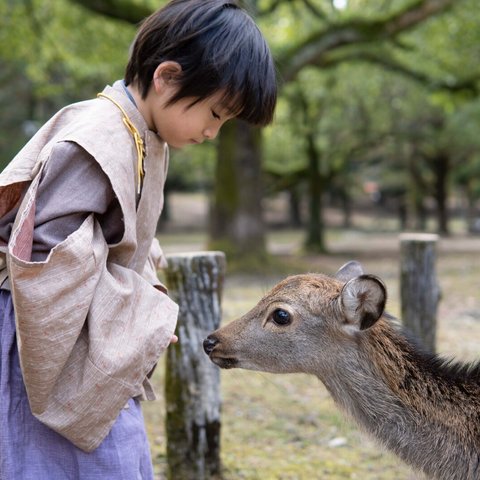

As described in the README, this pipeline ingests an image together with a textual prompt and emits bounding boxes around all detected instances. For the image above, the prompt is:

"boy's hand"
[170,335,178,345]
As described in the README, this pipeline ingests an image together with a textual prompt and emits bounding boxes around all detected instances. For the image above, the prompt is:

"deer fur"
[203,261,480,480]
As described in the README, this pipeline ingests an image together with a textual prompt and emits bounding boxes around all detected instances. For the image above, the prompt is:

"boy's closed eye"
[211,109,221,120]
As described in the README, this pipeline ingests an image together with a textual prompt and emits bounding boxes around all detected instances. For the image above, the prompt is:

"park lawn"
[143,228,480,479]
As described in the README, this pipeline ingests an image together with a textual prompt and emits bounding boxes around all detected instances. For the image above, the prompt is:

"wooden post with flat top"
[400,233,441,353]
[163,251,226,480]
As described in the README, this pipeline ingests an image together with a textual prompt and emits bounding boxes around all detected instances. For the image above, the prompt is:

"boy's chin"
[169,141,198,150]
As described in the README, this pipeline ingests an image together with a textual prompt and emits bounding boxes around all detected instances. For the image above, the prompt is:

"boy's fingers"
[170,334,179,344]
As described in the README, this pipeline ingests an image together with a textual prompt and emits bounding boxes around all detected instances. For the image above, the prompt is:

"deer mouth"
[209,355,239,369]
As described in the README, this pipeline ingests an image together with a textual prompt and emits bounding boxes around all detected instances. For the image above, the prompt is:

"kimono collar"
[97,94,143,193]
[96,81,156,194]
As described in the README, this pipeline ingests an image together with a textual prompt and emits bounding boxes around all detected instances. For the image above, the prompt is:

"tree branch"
[279,0,459,81]
[302,0,328,20]
[384,0,454,35]
[257,0,285,16]
[69,0,153,24]
[315,49,480,95]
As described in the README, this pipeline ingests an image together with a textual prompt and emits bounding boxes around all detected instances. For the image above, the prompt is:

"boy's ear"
[152,61,182,91]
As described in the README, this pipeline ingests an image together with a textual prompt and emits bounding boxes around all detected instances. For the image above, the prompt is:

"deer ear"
[339,275,386,331]
[334,261,364,283]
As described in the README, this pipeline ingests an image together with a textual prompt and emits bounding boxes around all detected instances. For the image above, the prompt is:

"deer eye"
[272,308,291,326]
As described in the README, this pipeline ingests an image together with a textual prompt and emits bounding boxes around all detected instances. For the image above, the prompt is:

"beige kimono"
[0,82,179,452]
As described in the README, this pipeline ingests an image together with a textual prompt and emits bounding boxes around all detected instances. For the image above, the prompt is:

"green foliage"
[259,0,480,235]
[0,0,136,167]
[0,0,133,98]
[2,0,480,234]
[447,99,480,197]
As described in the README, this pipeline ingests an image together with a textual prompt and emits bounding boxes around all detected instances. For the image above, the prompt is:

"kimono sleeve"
[142,237,169,293]
[6,159,178,452]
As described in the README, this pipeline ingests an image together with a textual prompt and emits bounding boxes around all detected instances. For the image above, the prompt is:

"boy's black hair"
[125,0,277,126]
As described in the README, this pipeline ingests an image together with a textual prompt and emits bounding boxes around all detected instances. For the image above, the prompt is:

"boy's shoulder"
[52,82,149,157]
[59,96,133,139]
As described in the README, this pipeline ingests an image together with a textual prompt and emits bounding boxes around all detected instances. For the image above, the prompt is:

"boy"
[0,0,276,478]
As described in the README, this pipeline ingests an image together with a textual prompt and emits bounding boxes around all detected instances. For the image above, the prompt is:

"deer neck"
[318,318,480,480]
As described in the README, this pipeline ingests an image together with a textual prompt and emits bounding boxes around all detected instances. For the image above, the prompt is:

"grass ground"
[143,202,480,480]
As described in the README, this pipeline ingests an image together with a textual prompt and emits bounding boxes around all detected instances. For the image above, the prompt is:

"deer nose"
[203,335,219,355]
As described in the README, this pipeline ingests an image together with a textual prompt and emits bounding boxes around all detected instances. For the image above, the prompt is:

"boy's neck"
[124,82,154,132]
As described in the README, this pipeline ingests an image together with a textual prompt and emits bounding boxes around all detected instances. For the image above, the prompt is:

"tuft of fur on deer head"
[203,261,480,480]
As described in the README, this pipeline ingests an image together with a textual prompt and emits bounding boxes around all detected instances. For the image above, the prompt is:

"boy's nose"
[203,126,220,140]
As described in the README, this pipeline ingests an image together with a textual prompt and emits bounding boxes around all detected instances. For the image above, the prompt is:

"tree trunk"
[209,120,266,261]
[398,196,408,230]
[209,0,266,263]
[432,152,450,235]
[464,181,480,233]
[164,252,226,480]
[288,186,303,228]
[339,187,353,229]
[304,133,327,252]
[407,153,428,231]
[399,233,441,353]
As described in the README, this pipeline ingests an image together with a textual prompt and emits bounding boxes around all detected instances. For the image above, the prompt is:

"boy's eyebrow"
[216,94,242,118]
[215,102,234,115]
[186,94,241,118]
[219,105,239,120]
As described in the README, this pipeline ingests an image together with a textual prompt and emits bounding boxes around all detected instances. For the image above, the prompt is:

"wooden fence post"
[163,251,226,480]
[399,233,441,353]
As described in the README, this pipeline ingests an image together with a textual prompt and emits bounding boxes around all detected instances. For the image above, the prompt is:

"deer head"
[203,261,387,377]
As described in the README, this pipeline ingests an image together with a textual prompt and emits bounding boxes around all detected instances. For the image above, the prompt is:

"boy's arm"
[31,140,122,260]
[142,237,169,293]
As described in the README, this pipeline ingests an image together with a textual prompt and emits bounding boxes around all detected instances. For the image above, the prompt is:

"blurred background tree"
[0,0,134,167]
[1,0,479,263]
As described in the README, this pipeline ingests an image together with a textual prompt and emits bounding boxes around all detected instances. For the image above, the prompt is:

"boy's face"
[151,91,234,149]
[144,74,232,148]
[140,62,235,148]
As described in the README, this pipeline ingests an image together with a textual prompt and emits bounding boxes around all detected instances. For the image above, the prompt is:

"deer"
[203,261,480,480]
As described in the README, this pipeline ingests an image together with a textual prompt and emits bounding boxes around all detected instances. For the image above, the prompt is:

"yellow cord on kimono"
[97,93,145,194]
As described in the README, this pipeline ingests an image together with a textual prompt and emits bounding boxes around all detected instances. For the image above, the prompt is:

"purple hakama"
[0,290,154,480]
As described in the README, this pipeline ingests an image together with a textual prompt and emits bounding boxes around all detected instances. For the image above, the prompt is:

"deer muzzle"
[203,335,218,355]
[203,334,238,369]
